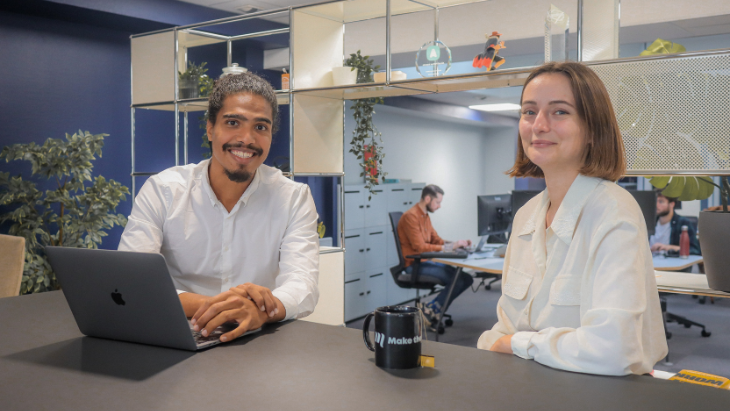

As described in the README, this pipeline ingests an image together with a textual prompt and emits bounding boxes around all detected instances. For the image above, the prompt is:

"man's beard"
[224,168,252,183]
[657,209,670,218]
[220,141,264,183]
[426,203,435,213]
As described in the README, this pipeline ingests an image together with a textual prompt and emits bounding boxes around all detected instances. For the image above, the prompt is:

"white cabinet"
[408,183,425,208]
[365,226,387,272]
[387,185,409,213]
[344,188,365,230]
[344,229,365,274]
[386,271,418,305]
[366,270,387,312]
[364,187,387,227]
[344,275,368,320]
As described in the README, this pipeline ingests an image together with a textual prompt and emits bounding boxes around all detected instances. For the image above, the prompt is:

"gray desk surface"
[1,291,728,410]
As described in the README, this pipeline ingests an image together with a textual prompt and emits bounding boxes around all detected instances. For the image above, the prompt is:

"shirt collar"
[201,159,263,208]
[518,174,602,245]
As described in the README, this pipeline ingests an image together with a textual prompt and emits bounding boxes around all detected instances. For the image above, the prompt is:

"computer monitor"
[627,190,657,236]
[477,194,511,236]
[511,190,541,217]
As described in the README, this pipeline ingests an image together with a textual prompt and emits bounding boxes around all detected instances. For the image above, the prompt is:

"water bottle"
[679,225,690,259]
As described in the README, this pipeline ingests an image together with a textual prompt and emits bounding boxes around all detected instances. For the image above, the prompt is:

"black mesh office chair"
[660,216,711,344]
[388,212,453,334]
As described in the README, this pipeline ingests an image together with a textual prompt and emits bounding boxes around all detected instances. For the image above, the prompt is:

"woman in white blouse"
[477,61,668,375]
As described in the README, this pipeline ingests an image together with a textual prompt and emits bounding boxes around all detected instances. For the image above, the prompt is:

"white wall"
[345,103,517,243]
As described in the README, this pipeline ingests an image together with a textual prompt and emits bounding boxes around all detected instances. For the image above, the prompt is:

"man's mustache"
[222,142,264,156]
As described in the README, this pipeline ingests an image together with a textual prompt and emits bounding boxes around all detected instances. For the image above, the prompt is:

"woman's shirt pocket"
[503,266,534,300]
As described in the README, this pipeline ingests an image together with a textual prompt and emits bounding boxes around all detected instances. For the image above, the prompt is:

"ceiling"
[176,0,312,15]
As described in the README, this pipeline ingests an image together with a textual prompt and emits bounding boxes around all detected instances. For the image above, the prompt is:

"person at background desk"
[477,61,667,375]
[649,192,700,255]
[119,72,319,343]
[398,185,474,327]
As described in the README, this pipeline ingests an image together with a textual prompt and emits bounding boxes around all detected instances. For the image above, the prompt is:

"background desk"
[1,291,728,410]
[433,253,704,275]
[655,271,730,298]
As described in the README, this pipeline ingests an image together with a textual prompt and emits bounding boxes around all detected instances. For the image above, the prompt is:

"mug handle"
[362,312,375,352]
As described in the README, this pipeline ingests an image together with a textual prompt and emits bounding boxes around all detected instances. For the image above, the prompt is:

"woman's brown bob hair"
[508,61,626,181]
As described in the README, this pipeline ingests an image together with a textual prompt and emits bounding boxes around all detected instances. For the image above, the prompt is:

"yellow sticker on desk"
[419,355,435,368]
[669,370,730,389]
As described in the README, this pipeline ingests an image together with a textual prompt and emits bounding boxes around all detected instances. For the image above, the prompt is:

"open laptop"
[45,247,260,351]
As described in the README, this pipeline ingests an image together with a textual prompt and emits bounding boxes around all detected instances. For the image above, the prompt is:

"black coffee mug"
[362,305,424,369]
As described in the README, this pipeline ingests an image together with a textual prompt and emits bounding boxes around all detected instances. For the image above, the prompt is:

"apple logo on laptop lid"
[111,289,126,306]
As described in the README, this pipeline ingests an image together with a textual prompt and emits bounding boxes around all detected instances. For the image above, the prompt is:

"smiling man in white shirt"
[119,72,319,343]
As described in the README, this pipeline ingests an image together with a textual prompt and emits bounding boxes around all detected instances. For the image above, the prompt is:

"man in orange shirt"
[398,185,474,326]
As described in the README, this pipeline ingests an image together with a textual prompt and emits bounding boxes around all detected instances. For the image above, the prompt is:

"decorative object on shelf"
[346,52,386,200]
[281,68,290,90]
[344,50,380,84]
[698,177,730,292]
[544,5,569,62]
[640,38,686,56]
[221,63,247,77]
[332,66,358,86]
[0,131,129,294]
[373,71,407,83]
[317,220,326,239]
[473,31,505,71]
[179,61,209,99]
[416,39,452,77]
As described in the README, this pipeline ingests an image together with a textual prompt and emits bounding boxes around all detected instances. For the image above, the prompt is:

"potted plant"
[0,131,129,294]
[648,175,730,291]
[345,51,386,200]
[179,61,210,99]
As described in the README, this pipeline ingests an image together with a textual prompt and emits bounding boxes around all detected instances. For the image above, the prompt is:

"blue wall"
[0,3,334,251]
[0,10,134,247]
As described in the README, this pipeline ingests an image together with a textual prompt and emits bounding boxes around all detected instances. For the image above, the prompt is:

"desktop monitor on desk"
[511,190,541,216]
[477,194,511,236]
[627,190,657,236]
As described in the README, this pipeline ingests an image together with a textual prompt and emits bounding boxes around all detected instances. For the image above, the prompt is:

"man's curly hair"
[207,72,279,133]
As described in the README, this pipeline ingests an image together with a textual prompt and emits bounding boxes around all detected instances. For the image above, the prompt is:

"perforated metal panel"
[591,53,730,175]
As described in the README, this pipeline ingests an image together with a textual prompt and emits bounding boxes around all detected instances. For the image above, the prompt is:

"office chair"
[473,234,504,291]
[660,217,711,338]
[0,235,25,298]
[388,212,453,334]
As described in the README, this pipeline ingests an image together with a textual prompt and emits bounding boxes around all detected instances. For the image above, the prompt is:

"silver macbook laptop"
[46,247,260,351]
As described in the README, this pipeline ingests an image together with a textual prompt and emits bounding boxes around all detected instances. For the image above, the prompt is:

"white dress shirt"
[118,160,319,321]
[477,174,668,376]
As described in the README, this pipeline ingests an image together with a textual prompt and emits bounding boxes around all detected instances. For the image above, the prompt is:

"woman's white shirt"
[477,174,668,375]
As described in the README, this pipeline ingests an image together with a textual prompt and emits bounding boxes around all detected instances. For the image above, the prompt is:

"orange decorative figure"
[473,31,506,71]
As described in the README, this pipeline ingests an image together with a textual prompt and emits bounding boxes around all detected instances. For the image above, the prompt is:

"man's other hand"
[189,289,284,342]
[230,283,279,318]
[651,243,679,252]
[454,239,472,249]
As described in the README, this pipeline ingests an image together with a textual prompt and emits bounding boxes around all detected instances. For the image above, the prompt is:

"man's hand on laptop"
[185,286,285,342]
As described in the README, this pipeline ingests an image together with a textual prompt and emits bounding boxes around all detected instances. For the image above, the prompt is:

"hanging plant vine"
[345,51,387,200]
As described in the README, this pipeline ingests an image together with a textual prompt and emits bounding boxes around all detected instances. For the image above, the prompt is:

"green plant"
[179,61,216,97]
[345,51,386,199]
[345,50,379,84]
[647,176,729,211]
[200,111,212,158]
[0,131,129,294]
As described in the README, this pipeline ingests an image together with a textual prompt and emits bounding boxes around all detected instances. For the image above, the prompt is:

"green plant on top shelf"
[179,61,216,98]
[0,131,129,294]
[345,51,386,200]
[345,50,379,84]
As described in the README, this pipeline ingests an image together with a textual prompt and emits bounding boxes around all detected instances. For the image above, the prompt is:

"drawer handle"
[366,248,371,251]
[359,292,365,296]
[359,249,365,252]
[345,278,360,284]
[359,205,364,209]
[366,290,371,295]
[369,231,383,235]
[403,202,408,205]
[366,205,370,208]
